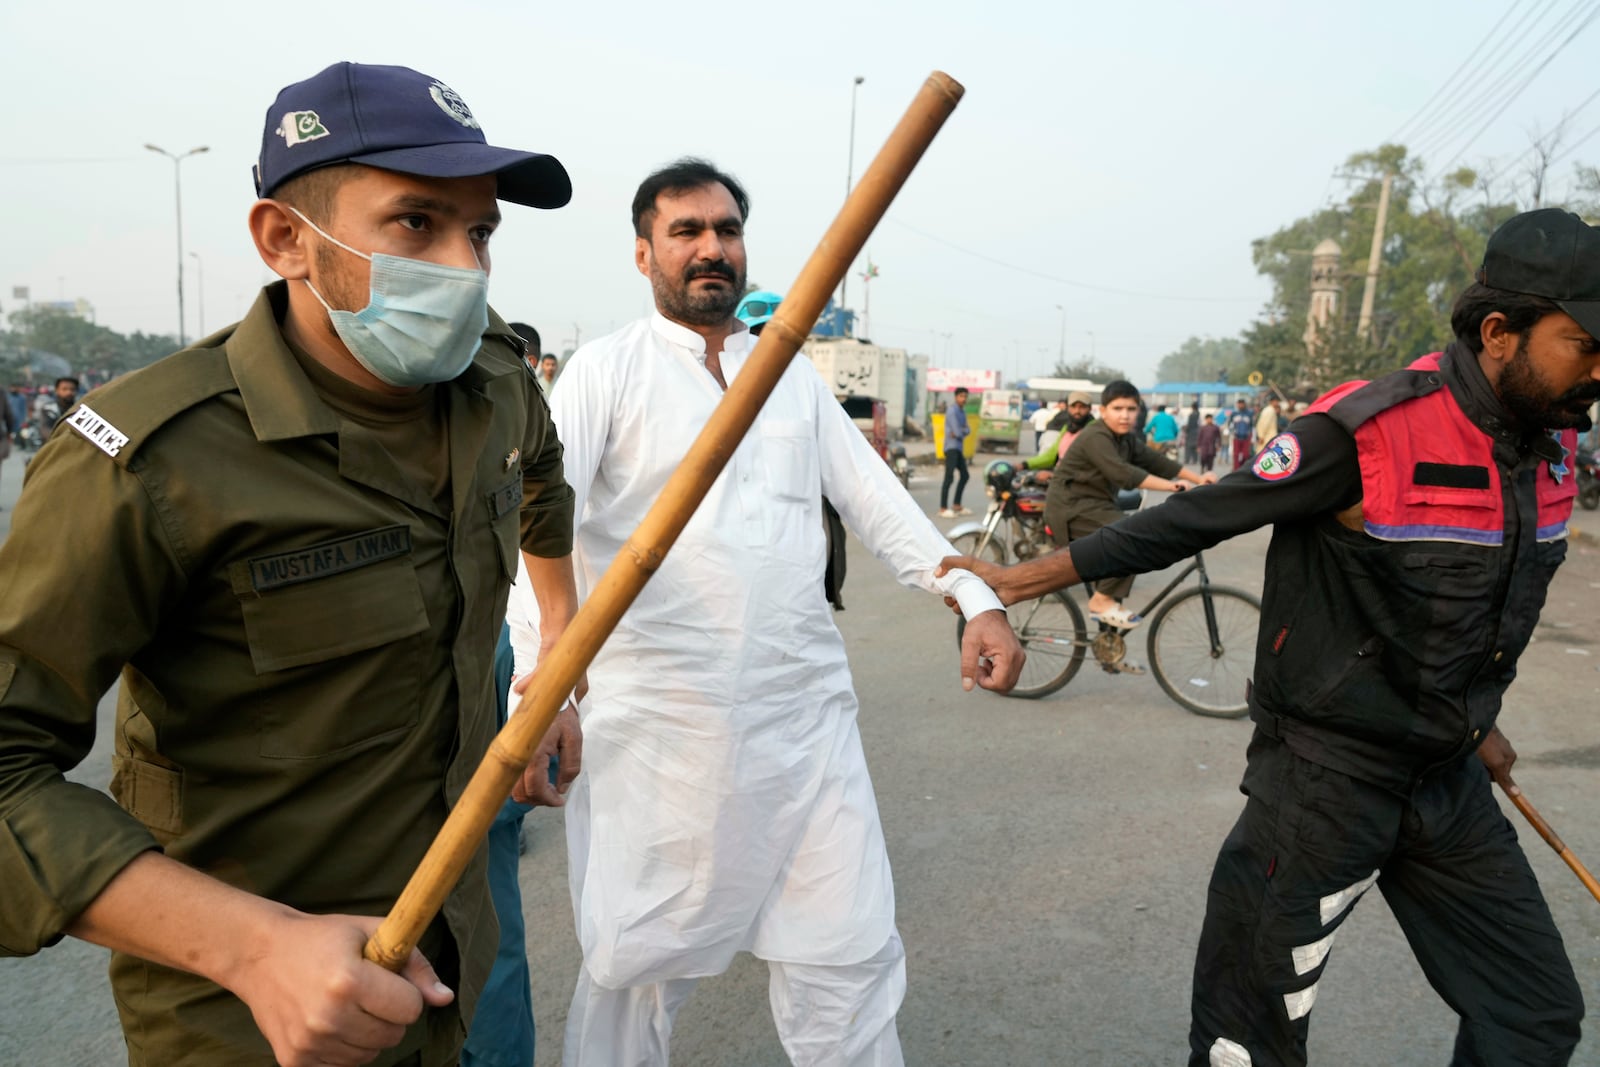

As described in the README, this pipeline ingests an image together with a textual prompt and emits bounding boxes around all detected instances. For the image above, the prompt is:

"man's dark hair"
[1101,380,1141,406]
[272,163,359,224]
[55,377,79,389]
[508,322,541,356]
[1450,282,1563,355]
[953,387,969,397]
[632,158,750,239]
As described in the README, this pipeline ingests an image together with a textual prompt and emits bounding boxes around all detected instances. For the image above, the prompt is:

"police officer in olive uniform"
[0,63,578,1067]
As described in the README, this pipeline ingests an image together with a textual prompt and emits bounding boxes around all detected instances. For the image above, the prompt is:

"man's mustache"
[684,262,736,283]
[1557,383,1600,406]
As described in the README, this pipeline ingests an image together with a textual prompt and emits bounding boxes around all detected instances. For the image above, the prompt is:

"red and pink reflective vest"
[1253,349,1577,790]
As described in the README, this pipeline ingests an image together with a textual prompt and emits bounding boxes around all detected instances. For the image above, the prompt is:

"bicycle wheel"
[950,529,1006,565]
[1146,585,1259,718]
[956,590,1087,699]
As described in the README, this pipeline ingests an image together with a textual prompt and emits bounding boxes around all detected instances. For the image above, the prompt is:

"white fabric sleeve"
[546,343,610,555]
[506,550,542,685]
[812,374,1003,620]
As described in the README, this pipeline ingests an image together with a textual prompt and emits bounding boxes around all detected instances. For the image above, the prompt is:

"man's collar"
[226,283,341,442]
[1440,340,1518,443]
[649,311,750,355]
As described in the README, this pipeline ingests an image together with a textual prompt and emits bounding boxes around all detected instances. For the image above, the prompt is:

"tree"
[1051,355,1128,383]
[1153,336,1245,384]
[1244,144,1525,394]
[5,306,178,379]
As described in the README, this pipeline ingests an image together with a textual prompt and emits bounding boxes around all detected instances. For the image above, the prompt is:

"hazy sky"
[3,0,1596,384]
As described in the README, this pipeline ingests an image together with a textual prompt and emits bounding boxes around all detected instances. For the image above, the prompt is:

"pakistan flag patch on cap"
[278,110,329,147]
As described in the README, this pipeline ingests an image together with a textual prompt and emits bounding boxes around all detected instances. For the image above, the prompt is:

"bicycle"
[953,524,1260,718]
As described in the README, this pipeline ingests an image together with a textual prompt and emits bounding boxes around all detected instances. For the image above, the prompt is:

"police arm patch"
[66,404,130,458]
[1252,432,1302,481]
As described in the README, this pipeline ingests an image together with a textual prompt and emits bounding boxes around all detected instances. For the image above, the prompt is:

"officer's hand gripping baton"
[362,72,967,972]
[1500,774,1600,905]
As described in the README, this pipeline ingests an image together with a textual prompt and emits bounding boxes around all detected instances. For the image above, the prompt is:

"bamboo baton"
[1499,775,1600,905]
[363,71,967,971]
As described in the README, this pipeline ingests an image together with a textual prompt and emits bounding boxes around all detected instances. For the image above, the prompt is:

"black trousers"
[1190,732,1583,1067]
[940,449,969,507]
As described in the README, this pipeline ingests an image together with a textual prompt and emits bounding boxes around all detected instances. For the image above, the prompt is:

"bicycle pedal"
[1115,660,1147,676]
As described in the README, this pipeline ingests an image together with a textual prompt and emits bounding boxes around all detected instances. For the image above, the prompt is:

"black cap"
[1480,208,1600,341]
[254,62,570,209]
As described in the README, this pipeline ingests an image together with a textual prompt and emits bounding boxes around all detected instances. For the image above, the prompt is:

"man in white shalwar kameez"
[552,158,1023,1066]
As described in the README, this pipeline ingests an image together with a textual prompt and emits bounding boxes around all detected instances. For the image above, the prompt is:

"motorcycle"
[945,461,1054,564]
[1578,447,1600,511]
[890,443,912,489]
[946,460,1145,564]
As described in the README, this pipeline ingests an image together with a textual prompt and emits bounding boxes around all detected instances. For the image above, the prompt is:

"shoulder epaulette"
[1313,357,1446,436]
[62,345,238,468]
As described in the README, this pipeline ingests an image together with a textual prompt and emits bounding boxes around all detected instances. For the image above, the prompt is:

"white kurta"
[551,314,1001,988]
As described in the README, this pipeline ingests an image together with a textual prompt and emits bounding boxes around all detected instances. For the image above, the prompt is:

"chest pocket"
[486,473,523,581]
[760,419,818,503]
[230,527,430,758]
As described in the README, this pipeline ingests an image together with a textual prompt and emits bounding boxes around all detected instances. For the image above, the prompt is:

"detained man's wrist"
[949,576,1004,620]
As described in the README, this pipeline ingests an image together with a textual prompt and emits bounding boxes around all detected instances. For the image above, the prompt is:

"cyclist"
[1144,402,1179,457]
[1043,380,1214,634]
[940,208,1597,1067]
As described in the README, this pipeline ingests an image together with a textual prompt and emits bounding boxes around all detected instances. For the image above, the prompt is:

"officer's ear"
[1479,311,1517,364]
[249,199,314,281]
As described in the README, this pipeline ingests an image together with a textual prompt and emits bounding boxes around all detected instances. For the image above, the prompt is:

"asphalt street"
[0,446,1598,1065]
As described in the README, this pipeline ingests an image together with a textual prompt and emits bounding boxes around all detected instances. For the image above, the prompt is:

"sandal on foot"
[1089,606,1143,631]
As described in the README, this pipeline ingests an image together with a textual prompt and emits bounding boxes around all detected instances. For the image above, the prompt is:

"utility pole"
[1356,172,1394,344]
[838,76,865,334]
[190,251,205,336]
[145,144,209,346]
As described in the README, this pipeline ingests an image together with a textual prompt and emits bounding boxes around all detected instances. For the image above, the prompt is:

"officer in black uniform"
[940,209,1600,1066]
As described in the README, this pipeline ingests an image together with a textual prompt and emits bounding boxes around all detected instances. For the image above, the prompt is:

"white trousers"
[562,932,907,1067]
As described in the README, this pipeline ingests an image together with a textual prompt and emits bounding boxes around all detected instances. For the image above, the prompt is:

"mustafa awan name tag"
[248,525,412,592]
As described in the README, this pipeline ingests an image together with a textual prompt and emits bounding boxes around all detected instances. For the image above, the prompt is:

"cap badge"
[504,447,520,471]
[429,82,481,130]
[277,110,329,148]
[1549,431,1570,485]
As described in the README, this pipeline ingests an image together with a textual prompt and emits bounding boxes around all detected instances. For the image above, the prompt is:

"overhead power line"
[1411,0,1593,163]
[1388,0,1535,145]
[1404,0,1563,151]
[1551,120,1600,166]
[882,217,1258,304]
[1475,85,1600,186]
[1434,0,1600,172]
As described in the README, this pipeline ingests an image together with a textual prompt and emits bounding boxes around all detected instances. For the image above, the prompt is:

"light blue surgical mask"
[291,207,489,388]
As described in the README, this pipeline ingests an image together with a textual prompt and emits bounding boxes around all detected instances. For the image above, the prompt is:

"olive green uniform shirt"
[0,282,573,1065]
[1046,417,1182,524]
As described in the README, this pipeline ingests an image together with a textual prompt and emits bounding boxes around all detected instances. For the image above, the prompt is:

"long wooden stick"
[364,71,967,970]
[1500,775,1600,905]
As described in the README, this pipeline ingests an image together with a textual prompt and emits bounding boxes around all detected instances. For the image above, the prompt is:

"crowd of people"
[0,58,1597,1067]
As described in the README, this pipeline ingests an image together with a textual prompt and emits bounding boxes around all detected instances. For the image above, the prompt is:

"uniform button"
[1493,650,1503,662]
[1471,729,1481,740]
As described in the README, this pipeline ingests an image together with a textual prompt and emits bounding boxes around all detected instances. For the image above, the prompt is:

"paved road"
[1,448,1598,1065]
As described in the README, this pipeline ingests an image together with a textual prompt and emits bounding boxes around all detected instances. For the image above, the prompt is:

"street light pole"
[190,251,205,337]
[146,143,210,346]
[838,75,865,335]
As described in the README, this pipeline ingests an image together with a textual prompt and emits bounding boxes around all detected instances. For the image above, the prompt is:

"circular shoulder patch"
[1252,432,1302,481]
